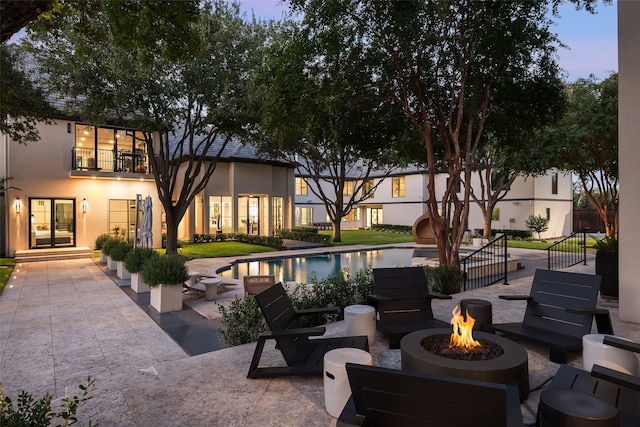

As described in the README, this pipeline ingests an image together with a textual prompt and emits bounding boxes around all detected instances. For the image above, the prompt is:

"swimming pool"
[218,247,439,284]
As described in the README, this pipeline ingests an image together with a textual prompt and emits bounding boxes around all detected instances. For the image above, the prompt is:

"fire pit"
[400,306,529,402]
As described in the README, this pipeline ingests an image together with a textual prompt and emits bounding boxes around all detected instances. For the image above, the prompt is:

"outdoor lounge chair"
[542,336,640,426]
[243,274,276,296]
[487,268,613,364]
[247,282,369,379]
[337,363,524,427]
[368,266,452,349]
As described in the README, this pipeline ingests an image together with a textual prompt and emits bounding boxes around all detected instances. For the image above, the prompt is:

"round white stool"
[582,334,640,375]
[344,305,376,345]
[323,348,373,418]
[200,278,221,301]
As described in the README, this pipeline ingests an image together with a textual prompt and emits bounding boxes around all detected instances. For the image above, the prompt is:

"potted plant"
[594,236,618,299]
[95,233,111,264]
[110,240,133,280]
[141,255,190,313]
[125,247,158,293]
[101,237,120,271]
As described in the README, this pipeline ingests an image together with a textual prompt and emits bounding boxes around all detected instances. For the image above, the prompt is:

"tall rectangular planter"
[116,261,131,280]
[131,272,150,293]
[107,256,117,271]
[100,251,107,264]
[150,284,183,313]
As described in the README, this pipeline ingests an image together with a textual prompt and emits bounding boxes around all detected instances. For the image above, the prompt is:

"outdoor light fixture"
[81,198,88,213]
[15,197,21,214]
[67,123,72,133]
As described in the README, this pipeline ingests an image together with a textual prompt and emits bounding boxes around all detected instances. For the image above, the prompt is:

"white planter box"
[116,261,131,280]
[107,256,117,271]
[100,251,107,264]
[150,284,183,313]
[131,272,150,293]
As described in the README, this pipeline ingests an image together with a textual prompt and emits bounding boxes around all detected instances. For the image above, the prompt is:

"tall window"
[551,172,558,195]
[74,124,147,173]
[272,197,284,233]
[209,196,233,233]
[300,207,313,225]
[109,199,138,242]
[546,208,551,221]
[491,208,500,221]
[343,209,358,221]
[296,178,308,195]
[447,177,461,193]
[363,179,375,197]
[343,181,354,196]
[392,176,405,198]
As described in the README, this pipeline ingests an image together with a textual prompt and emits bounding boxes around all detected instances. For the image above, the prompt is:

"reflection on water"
[219,248,433,284]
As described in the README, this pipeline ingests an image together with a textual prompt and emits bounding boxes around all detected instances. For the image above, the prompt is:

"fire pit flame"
[449,305,481,350]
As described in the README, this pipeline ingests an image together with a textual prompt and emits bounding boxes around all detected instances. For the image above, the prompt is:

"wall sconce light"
[15,197,21,214]
[81,198,88,213]
[67,123,72,133]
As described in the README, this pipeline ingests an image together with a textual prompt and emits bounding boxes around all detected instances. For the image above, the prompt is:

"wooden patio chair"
[247,282,369,379]
[487,269,613,363]
[243,274,276,296]
[337,363,524,427]
[368,266,451,349]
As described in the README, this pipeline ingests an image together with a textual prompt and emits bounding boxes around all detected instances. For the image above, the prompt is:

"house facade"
[295,168,573,239]
[0,120,296,257]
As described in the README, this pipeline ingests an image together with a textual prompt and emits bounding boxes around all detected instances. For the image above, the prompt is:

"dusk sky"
[238,0,619,82]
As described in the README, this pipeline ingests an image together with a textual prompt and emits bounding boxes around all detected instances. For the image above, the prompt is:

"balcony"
[71,147,151,179]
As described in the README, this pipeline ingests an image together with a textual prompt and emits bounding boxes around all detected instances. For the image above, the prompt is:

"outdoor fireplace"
[400,306,530,402]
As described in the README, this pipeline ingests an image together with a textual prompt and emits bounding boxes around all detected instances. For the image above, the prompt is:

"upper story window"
[551,172,558,195]
[447,176,461,193]
[392,176,405,198]
[74,124,148,173]
[296,178,308,195]
[363,179,375,197]
[343,181,354,196]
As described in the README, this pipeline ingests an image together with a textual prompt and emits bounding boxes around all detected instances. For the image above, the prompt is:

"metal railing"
[71,147,148,173]
[546,229,588,270]
[460,233,509,291]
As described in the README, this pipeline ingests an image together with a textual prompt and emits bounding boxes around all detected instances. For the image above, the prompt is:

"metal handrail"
[546,229,588,270]
[460,234,509,291]
[71,147,148,173]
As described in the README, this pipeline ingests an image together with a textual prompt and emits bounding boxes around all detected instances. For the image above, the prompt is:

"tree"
[525,214,549,240]
[291,0,561,265]
[257,19,413,241]
[542,73,618,238]
[24,0,267,254]
[0,0,53,42]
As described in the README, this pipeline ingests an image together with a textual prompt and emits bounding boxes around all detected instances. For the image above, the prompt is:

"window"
[343,181,354,196]
[551,172,558,195]
[368,208,383,226]
[392,176,405,198]
[546,208,551,221]
[272,197,283,233]
[447,176,461,193]
[109,199,137,242]
[296,178,308,195]
[343,209,358,221]
[74,124,148,173]
[491,208,500,221]
[300,207,313,225]
[209,196,233,233]
[363,179,375,197]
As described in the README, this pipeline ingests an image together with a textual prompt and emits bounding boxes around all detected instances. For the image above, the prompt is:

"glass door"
[30,198,75,248]
[238,196,260,235]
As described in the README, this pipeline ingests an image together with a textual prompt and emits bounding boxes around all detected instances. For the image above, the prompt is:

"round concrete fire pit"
[401,329,529,402]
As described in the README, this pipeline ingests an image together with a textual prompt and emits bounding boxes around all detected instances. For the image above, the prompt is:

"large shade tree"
[257,20,414,241]
[542,73,618,238]
[290,0,562,265]
[23,0,268,254]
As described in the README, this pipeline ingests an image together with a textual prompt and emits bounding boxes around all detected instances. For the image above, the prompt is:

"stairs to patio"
[14,247,94,262]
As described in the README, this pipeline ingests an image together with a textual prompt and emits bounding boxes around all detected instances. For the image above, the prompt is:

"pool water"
[219,247,438,284]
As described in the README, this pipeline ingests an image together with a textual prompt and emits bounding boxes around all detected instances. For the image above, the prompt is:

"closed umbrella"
[140,195,153,248]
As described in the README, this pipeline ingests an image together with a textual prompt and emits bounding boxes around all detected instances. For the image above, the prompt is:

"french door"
[30,198,76,248]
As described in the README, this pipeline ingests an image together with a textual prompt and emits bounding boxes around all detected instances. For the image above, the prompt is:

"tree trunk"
[483,214,492,240]
[332,220,341,242]
[165,213,179,255]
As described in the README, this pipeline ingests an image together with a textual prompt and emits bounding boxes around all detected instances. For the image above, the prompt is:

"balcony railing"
[71,147,148,173]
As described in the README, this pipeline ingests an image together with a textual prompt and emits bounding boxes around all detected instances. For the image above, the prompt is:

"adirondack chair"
[247,282,369,379]
[337,363,524,427]
[368,266,451,349]
[488,269,613,363]
[243,274,276,296]
[542,337,640,426]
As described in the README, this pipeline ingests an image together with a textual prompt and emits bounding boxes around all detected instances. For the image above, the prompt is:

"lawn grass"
[0,258,16,295]
[175,241,278,259]
[319,229,415,246]
[506,237,598,251]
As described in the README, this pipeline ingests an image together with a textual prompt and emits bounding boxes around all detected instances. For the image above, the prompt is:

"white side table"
[582,334,640,375]
[323,348,372,418]
[344,305,376,345]
[200,278,222,301]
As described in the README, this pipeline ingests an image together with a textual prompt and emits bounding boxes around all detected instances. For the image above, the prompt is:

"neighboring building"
[295,166,573,239]
[0,120,296,257]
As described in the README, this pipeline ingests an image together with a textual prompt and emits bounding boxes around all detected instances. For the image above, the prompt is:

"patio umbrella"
[140,195,153,248]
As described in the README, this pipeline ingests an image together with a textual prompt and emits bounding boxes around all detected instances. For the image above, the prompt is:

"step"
[14,247,94,262]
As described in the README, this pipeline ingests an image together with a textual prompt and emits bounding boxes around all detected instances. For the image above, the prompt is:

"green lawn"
[319,229,415,246]
[175,241,278,259]
[0,258,16,294]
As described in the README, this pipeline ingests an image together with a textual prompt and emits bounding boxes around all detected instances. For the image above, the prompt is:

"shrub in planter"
[124,247,158,273]
[100,237,120,257]
[94,233,111,250]
[424,264,464,295]
[219,296,268,346]
[140,255,190,287]
[109,240,132,262]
